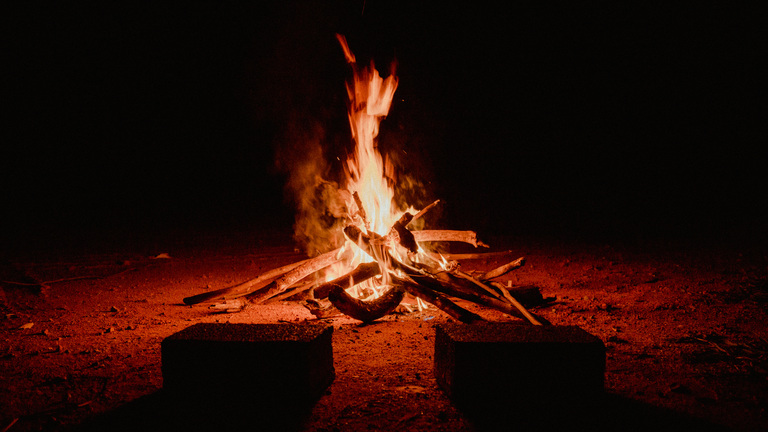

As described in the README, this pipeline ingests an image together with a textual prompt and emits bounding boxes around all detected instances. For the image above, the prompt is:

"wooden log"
[263,280,316,303]
[488,283,545,307]
[313,262,381,299]
[479,257,526,281]
[391,212,417,253]
[391,274,483,324]
[412,230,489,248]
[183,259,306,305]
[454,269,506,301]
[245,248,350,304]
[410,199,440,222]
[424,250,512,261]
[428,272,545,325]
[452,272,542,326]
[327,285,405,323]
[343,224,545,324]
[303,299,342,319]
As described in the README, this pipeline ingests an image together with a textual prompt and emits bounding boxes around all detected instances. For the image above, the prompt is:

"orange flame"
[321,35,417,299]
[336,34,405,237]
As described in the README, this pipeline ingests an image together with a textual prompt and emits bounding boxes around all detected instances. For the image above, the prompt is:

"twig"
[410,199,440,222]
[480,257,526,281]
[1,418,18,432]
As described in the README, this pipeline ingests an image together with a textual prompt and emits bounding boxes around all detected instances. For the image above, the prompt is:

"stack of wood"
[183,202,546,325]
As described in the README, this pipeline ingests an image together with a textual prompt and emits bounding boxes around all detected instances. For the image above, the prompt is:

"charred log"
[391,212,417,253]
[327,285,405,323]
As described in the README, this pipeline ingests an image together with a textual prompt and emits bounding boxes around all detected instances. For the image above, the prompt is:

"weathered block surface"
[162,323,334,406]
[434,323,605,408]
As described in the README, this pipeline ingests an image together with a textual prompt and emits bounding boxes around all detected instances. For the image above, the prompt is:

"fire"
[338,34,407,236]
[329,35,417,299]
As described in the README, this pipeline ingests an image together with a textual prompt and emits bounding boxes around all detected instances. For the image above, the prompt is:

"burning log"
[390,212,417,253]
[327,284,405,323]
[409,199,440,222]
[344,224,543,324]
[313,262,381,299]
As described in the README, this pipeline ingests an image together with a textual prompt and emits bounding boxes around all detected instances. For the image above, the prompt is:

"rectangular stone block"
[434,323,605,409]
[162,323,334,406]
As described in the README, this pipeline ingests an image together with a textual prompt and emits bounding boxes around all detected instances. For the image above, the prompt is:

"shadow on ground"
[73,390,314,432]
[460,393,730,432]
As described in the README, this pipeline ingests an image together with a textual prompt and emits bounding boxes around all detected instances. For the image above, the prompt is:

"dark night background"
[4,2,766,253]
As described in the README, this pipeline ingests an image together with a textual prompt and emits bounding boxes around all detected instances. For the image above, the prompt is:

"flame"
[320,35,417,299]
[337,34,404,236]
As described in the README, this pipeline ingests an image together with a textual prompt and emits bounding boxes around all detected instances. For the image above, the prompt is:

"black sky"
[5,2,766,250]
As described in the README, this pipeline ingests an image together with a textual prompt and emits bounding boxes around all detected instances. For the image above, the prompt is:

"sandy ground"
[1,230,767,431]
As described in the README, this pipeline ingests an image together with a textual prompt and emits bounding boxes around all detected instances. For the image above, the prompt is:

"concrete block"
[435,323,605,409]
[162,323,334,407]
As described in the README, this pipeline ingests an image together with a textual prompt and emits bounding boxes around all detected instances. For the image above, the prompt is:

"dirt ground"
[1,228,767,431]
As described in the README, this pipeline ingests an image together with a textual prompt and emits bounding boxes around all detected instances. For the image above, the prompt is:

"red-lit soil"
[1,230,767,431]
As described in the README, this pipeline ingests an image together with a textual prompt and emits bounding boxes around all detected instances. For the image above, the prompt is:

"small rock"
[109,306,119,313]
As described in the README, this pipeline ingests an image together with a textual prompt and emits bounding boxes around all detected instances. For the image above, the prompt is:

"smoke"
[274,115,351,257]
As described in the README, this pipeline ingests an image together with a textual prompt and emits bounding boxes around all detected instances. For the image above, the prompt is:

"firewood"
[391,212,417,253]
[412,230,489,248]
[183,259,307,305]
[479,257,526,281]
[425,272,545,325]
[424,250,512,261]
[327,284,405,323]
[313,262,381,299]
[263,280,316,303]
[410,199,440,222]
[245,248,350,304]
[448,271,542,326]
[453,269,506,301]
[488,283,545,307]
[353,191,369,230]
[391,274,483,324]
[302,299,342,319]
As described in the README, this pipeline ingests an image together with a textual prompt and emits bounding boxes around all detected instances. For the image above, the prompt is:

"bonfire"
[183,35,542,326]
